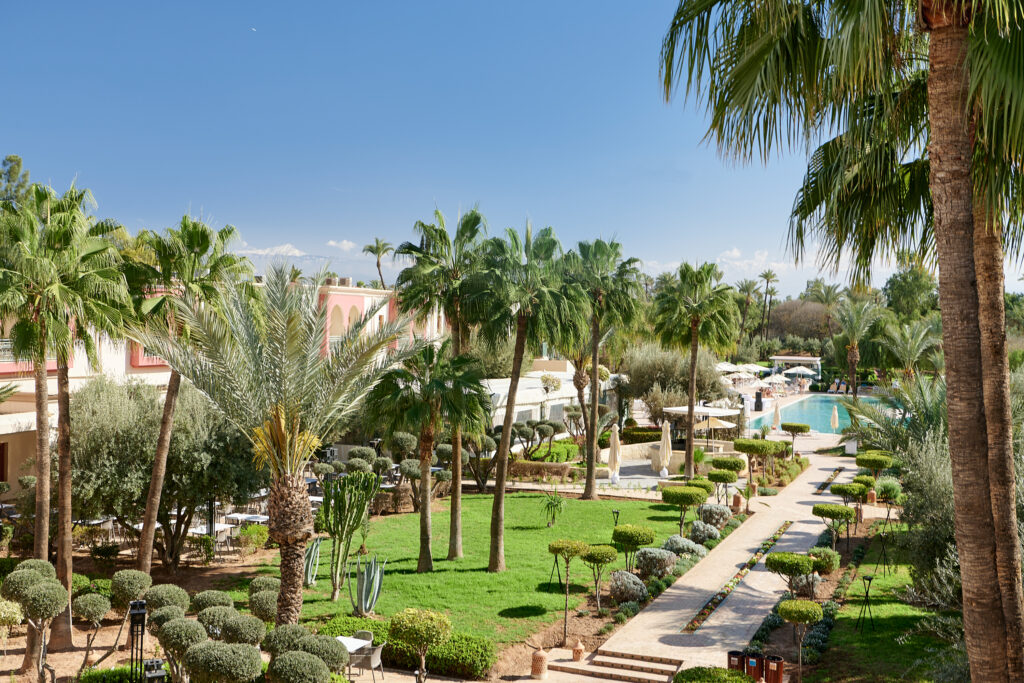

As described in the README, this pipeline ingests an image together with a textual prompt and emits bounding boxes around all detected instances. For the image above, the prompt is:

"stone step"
[596,647,686,668]
[547,660,673,683]
[591,654,681,677]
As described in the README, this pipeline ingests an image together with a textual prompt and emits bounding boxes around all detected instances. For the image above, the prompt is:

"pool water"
[748,394,876,434]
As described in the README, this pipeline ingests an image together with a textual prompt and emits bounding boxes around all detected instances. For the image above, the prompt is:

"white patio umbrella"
[658,421,671,478]
[715,361,740,373]
[830,405,840,432]
[784,366,816,376]
[772,402,781,430]
[693,417,737,447]
[726,371,756,381]
[608,423,621,484]
[764,374,789,384]
[741,363,770,374]
[750,379,771,389]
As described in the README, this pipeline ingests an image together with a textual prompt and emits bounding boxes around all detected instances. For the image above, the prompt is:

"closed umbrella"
[608,423,621,484]
[830,405,840,433]
[658,421,671,478]
[772,402,781,431]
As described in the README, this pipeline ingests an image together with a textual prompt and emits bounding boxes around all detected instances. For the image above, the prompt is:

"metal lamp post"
[128,600,147,681]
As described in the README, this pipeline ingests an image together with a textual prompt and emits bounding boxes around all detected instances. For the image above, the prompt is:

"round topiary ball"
[72,593,111,627]
[148,605,186,635]
[764,552,815,579]
[687,478,716,496]
[778,599,824,625]
[345,458,373,474]
[390,608,453,654]
[662,486,709,508]
[0,569,45,604]
[373,457,394,475]
[184,639,263,683]
[24,581,68,623]
[707,469,738,484]
[249,590,278,624]
[297,634,349,673]
[399,459,421,480]
[262,623,310,659]
[852,475,876,490]
[312,462,334,479]
[192,590,234,613]
[331,461,346,474]
[223,613,267,646]
[611,524,657,549]
[581,544,618,567]
[855,451,893,475]
[348,446,377,462]
[143,584,190,612]
[830,483,867,502]
[266,650,331,683]
[198,605,240,640]
[111,570,153,610]
[248,577,281,598]
[15,559,56,579]
[710,457,745,472]
[158,617,209,660]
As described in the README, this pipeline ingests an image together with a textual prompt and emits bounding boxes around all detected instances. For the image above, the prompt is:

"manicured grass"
[232,493,691,643]
[807,533,945,682]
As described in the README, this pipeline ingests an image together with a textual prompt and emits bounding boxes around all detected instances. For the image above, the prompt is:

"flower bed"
[682,521,793,633]
[814,467,844,494]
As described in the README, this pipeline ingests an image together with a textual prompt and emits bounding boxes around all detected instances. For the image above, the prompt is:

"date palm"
[757,270,777,342]
[652,262,738,478]
[835,298,882,399]
[763,286,778,341]
[125,217,250,575]
[132,264,409,625]
[363,237,394,289]
[879,318,940,377]
[807,281,843,336]
[395,209,485,559]
[364,339,489,572]
[735,279,760,344]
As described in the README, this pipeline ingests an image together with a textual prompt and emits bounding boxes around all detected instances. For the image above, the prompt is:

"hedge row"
[598,427,662,448]
[79,665,352,683]
[533,440,580,463]
[317,615,495,679]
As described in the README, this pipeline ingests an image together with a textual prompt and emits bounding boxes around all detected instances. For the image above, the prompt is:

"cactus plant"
[321,472,381,601]
[303,538,321,587]
[347,554,387,616]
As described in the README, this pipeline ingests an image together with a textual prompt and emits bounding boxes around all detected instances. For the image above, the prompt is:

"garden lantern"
[128,600,147,681]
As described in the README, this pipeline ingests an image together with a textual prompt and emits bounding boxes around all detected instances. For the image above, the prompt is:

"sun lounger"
[827,380,838,393]
[838,381,847,394]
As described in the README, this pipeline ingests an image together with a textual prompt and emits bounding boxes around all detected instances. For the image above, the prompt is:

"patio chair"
[354,629,374,642]
[827,380,838,393]
[348,642,386,682]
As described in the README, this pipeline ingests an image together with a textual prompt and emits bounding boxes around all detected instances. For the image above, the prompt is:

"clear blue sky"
[4,1,925,296]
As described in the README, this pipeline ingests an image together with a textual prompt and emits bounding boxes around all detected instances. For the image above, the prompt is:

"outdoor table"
[430,467,443,473]
[309,496,323,504]
[380,484,396,490]
[244,514,269,523]
[250,488,269,499]
[336,636,371,653]
[188,523,235,536]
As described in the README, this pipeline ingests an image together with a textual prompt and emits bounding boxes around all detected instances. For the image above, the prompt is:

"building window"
[516,409,533,423]
[548,403,564,421]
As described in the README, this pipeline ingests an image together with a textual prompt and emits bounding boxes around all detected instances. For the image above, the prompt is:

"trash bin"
[763,655,785,683]
[744,653,765,680]
[727,651,744,672]
[755,391,764,412]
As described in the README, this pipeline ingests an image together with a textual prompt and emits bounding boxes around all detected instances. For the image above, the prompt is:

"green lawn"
[807,533,946,682]
[231,493,690,642]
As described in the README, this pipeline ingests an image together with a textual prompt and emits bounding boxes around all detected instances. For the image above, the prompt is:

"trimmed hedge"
[192,590,235,613]
[111,570,152,610]
[72,593,111,626]
[852,474,876,490]
[297,634,350,673]
[184,640,262,683]
[143,583,190,611]
[24,581,68,622]
[662,487,707,507]
[855,451,893,476]
[1,569,45,603]
[248,577,281,598]
[732,439,787,456]
[223,614,267,646]
[778,599,823,625]
[149,605,186,634]
[675,668,754,682]
[830,483,866,503]
[598,427,662,448]
[710,457,745,472]
[707,469,737,484]
[250,590,278,623]
[262,623,310,658]
[267,650,331,683]
[687,478,716,496]
[16,559,55,579]
[781,423,810,436]
[157,618,208,660]
[611,524,657,549]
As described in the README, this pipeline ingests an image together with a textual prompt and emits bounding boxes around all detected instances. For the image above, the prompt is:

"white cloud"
[327,239,357,252]
[238,243,306,257]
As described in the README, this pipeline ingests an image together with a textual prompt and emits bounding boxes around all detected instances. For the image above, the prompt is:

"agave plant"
[304,538,322,588]
[348,555,387,616]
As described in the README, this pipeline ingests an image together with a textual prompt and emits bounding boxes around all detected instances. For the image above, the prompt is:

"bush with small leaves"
[111,570,153,610]
[875,476,903,502]
[249,590,278,624]
[262,623,310,659]
[25,582,69,623]
[856,451,893,477]
[390,608,453,678]
[331,461,346,474]
[373,456,394,475]
[635,548,678,580]
[148,605,186,635]
[808,547,841,575]
[612,524,657,570]
[143,583,190,612]
[852,475,876,490]
[192,590,234,613]
[707,470,737,485]
[15,559,55,579]
[618,601,640,617]
[674,667,754,682]
[223,614,267,646]
[710,457,745,472]
[248,577,281,598]
[609,570,649,604]
[348,446,377,462]
[238,524,269,555]
[72,593,111,627]
[662,487,707,535]
[198,605,239,640]
[312,462,334,480]
[765,552,815,593]
[184,640,263,683]
[389,432,417,459]
[778,599,824,674]
[266,650,331,683]
[0,569,45,604]
[434,444,453,466]
[345,458,373,474]
[399,459,421,480]
[158,617,208,662]
[699,504,732,529]
[812,504,856,550]
[0,598,22,646]
[582,544,617,610]
[688,520,720,545]
[297,634,350,673]
[830,483,867,505]
[687,478,716,496]
[792,572,823,598]
[662,535,708,558]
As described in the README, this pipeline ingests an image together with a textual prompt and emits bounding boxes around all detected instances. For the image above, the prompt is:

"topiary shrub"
[373,456,394,475]
[331,461,346,474]
[706,470,738,504]
[636,548,678,580]
[249,590,278,624]
[389,608,453,683]
[248,576,281,598]
[875,476,903,502]
[157,617,208,680]
[830,482,867,506]
[266,650,330,683]
[15,559,56,579]
[781,423,810,452]
[0,569,45,604]
[662,487,708,536]
[765,552,815,593]
[581,544,617,610]
[710,457,745,472]
[183,640,263,683]
[192,590,234,613]
[662,535,708,558]
[688,519,720,545]
[198,605,240,640]
[312,462,334,481]
[687,478,716,496]
[852,474,876,490]
[813,503,857,551]
[297,634,349,673]
[808,547,841,575]
[346,458,373,474]
[548,540,590,644]
[24,581,68,624]
[223,613,267,646]
[262,623,310,659]
[699,503,732,529]
[609,570,649,604]
[611,524,657,571]
[856,451,893,478]
[348,446,377,462]
[143,584,190,612]
[778,599,824,677]
[72,593,110,626]
[674,667,754,681]
[148,605,186,635]
[111,570,153,611]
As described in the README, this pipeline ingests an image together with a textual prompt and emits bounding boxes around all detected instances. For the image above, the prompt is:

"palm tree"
[652,263,738,478]
[394,209,485,559]
[763,286,778,340]
[735,279,760,345]
[757,270,777,342]
[807,282,843,336]
[879,319,940,376]
[363,238,394,289]
[474,224,567,572]
[660,2,1024,674]
[566,240,643,499]
[132,265,408,624]
[835,299,882,399]
[125,217,250,576]
[364,340,489,572]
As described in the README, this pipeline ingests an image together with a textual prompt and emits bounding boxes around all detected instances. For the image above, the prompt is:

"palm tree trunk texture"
[489,314,528,572]
[583,316,601,500]
[49,362,75,651]
[418,426,434,573]
[376,258,385,289]
[684,320,699,479]
[32,343,50,560]
[572,355,589,438]
[759,291,768,341]
[448,313,463,560]
[739,299,749,346]
[137,369,182,574]
[268,474,314,625]
[764,295,773,341]
[847,346,860,399]
[974,211,1024,678]
[928,20,1016,681]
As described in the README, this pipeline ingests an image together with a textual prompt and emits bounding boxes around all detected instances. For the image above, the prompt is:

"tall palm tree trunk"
[448,314,463,560]
[739,300,750,346]
[974,211,1024,678]
[268,473,313,625]
[49,362,75,650]
[759,292,768,341]
[684,320,699,478]
[764,295,773,341]
[137,369,181,574]
[928,20,1013,681]
[489,314,527,572]
[32,338,50,559]
[847,346,860,399]
[418,426,434,573]
[583,316,601,500]
[376,258,385,289]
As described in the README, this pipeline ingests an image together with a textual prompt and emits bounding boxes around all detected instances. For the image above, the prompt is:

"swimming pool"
[748,394,876,434]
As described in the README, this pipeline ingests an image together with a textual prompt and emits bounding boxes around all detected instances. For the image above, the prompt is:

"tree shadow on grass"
[647,515,680,523]
[649,503,676,512]
[536,581,588,595]
[509,524,547,531]
[498,605,548,618]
